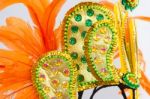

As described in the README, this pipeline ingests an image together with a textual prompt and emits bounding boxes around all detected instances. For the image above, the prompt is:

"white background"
[0,0,150,99]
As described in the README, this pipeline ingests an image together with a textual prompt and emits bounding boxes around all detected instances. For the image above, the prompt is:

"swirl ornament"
[84,20,119,82]
[32,51,77,99]
[63,2,114,91]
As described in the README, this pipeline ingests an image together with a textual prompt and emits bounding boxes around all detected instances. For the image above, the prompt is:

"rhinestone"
[74,14,82,22]
[55,91,62,97]
[100,68,107,72]
[43,63,48,67]
[71,26,79,33]
[96,14,104,20]
[69,37,76,45]
[52,79,59,87]
[81,55,87,63]
[77,74,84,82]
[81,31,86,38]
[85,19,92,27]
[63,68,70,76]
[100,45,107,54]
[70,52,78,59]
[87,9,94,17]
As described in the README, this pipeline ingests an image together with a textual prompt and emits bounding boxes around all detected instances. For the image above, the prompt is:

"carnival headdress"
[0,0,150,99]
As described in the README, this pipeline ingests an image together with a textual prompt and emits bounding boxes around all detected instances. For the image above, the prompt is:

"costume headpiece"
[0,0,150,99]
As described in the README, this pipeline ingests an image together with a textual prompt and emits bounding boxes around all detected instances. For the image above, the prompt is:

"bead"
[52,79,59,87]
[81,31,86,38]
[100,68,107,72]
[55,91,62,97]
[71,26,79,33]
[74,14,82,22]
[43,63,48,67]
[62,81,68,88]
[63,68,70,76]
[96,14,104,21]
[81,55,87,63]
[55,59,63,66]
[87,9,94,17]
[69,37,76,45]
[70,52,78,59]
[44,86,51,93]
[77,74,84,82]
[85,19,92,27]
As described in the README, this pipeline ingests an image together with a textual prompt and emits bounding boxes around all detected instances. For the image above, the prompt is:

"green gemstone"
[87,67,91,72]
[77,74,84,82]
[69,37,76,45]
[76,64,80,70]
[87,9,94,17]
[81,31,86,38]
[71,26,79,33]
[85,19,92,27]
[71,52,78,59]
[96,14,104,20]
[74,14,82,22]
[81,55,87,63]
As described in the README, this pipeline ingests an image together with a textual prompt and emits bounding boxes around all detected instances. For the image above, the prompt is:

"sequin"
[55,91,63,97]
[74,14,82,22]
[43,63,48,67]
[77,74,84,82]
[96,14,104,20]
[63,68,70,76]
[81,31,86,38]
[71,52,78,59]
[81,55,87,63]
[69,37,76,45]
[52,79,59,87]
[71,26,79,33]
[87,9,94,16]
[85,19,92,27]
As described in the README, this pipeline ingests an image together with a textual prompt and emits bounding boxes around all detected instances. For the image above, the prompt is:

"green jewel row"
[122,72,140,89]
[63,2,114,52]
[84,20,118,82]
[63,2,114,90]
[32,51,77,99]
